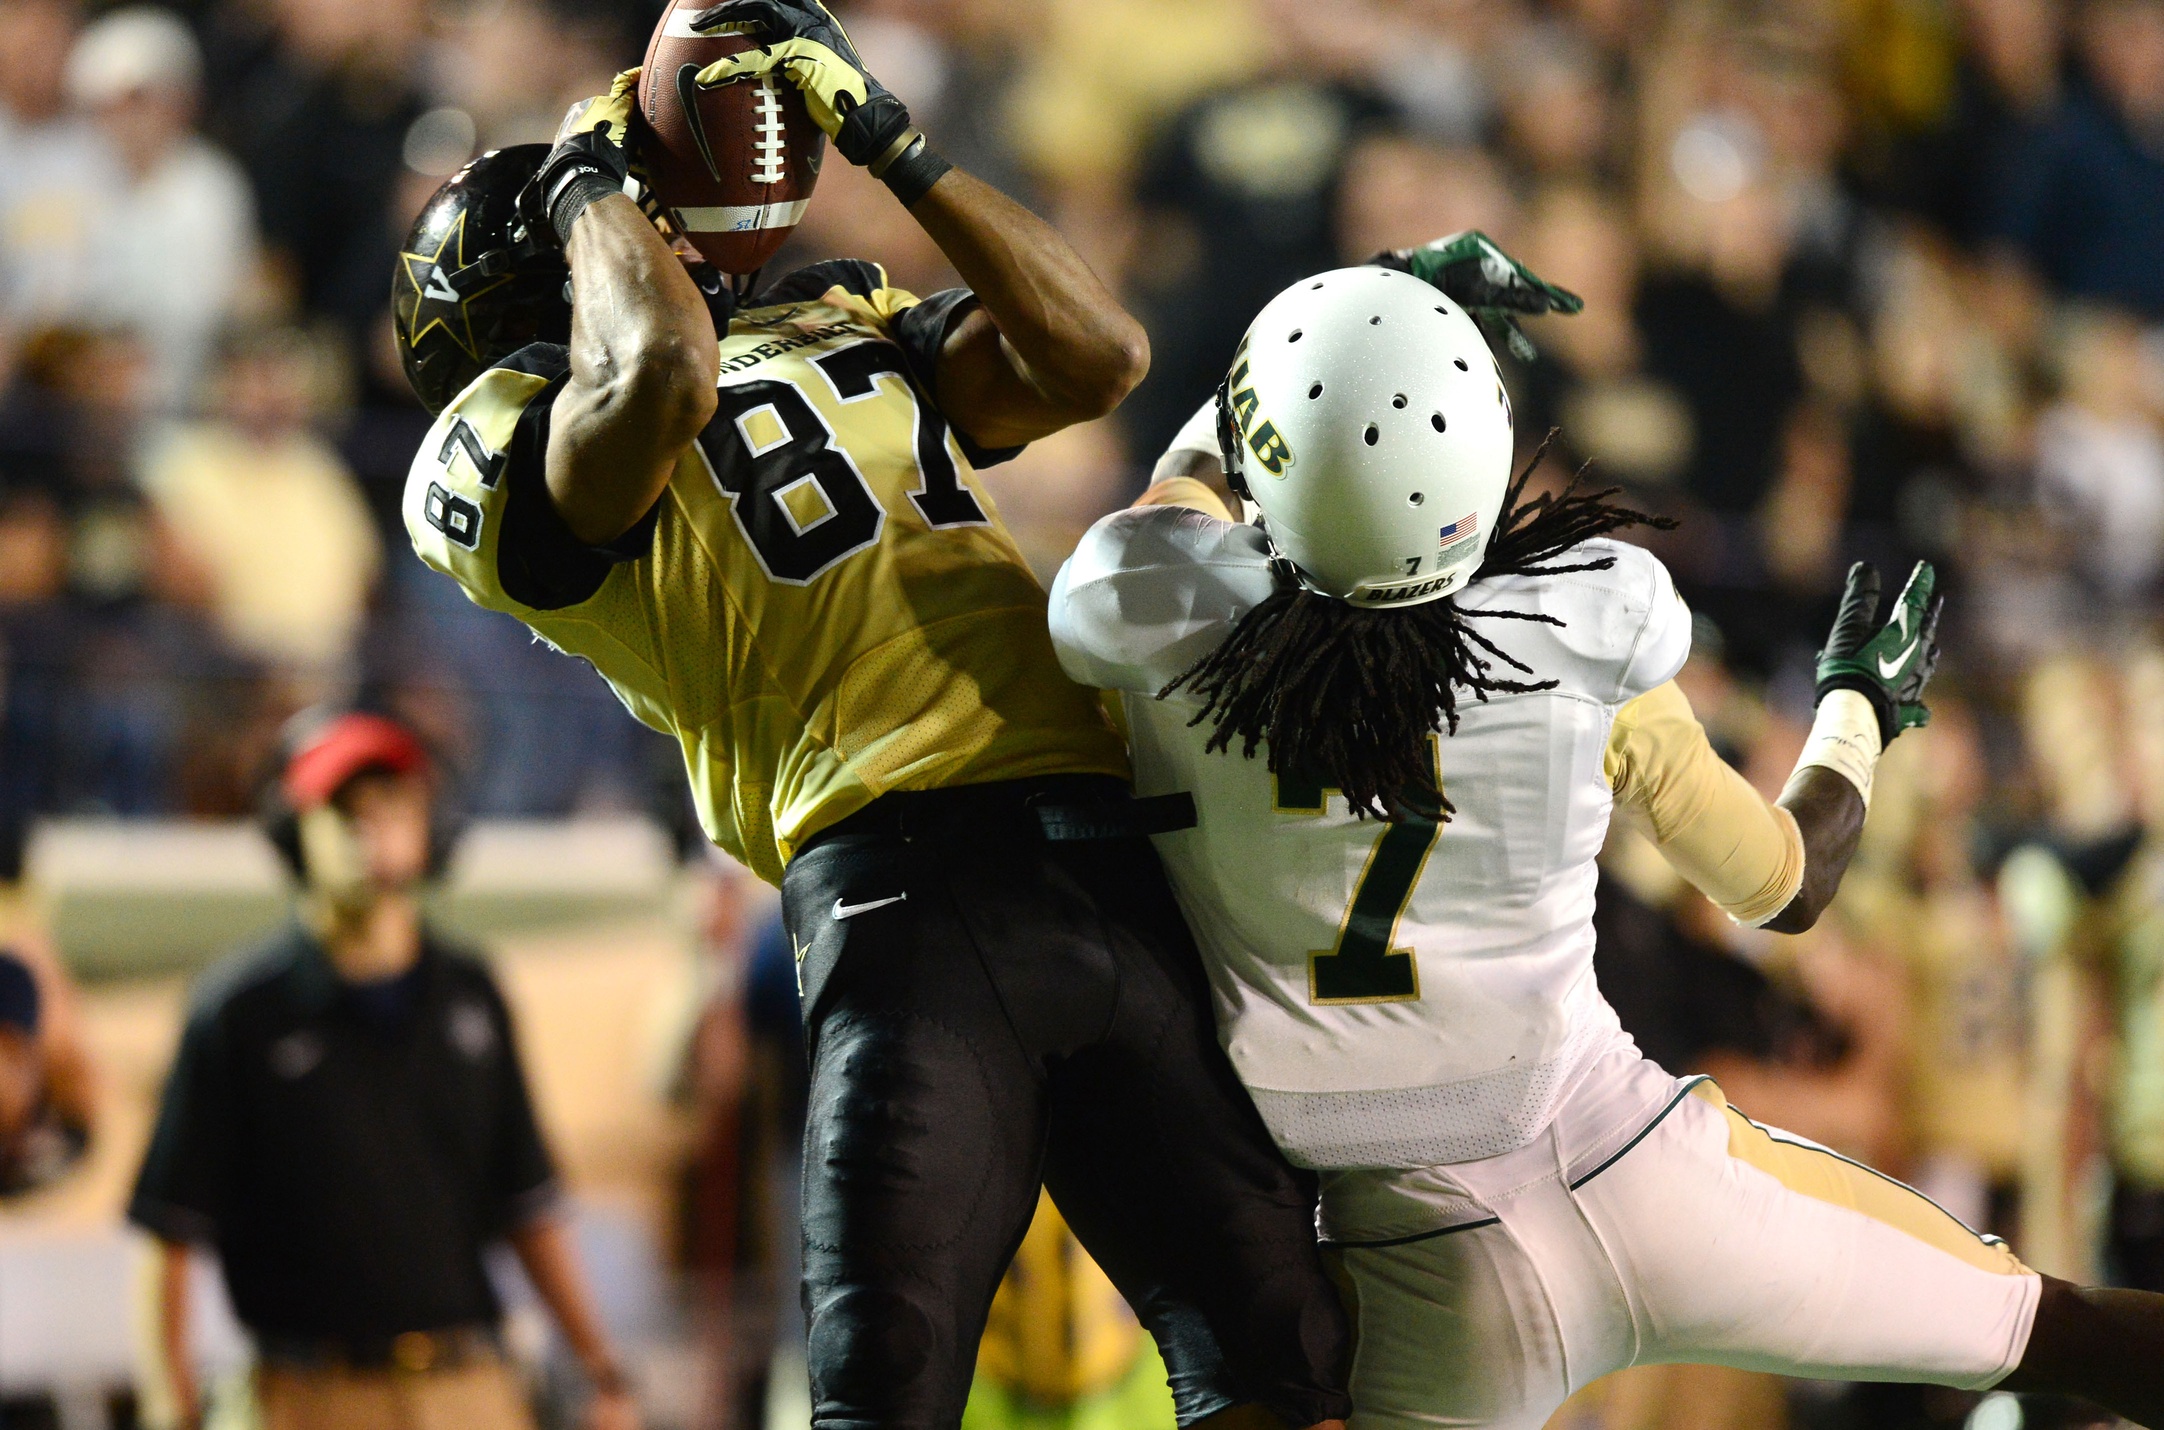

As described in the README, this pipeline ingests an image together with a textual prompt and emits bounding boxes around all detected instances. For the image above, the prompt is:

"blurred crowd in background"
[4,0,2164,1423]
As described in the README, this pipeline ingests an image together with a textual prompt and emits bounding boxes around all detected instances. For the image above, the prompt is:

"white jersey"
[1048,507,1690,1168]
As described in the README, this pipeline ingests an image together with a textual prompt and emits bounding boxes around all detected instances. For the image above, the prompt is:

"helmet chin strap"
[1247,510,1337,599]
[1216,381,1336,598]
[452,212,560,292]
[1260,526,1310,592]
[1212,377,1255,504]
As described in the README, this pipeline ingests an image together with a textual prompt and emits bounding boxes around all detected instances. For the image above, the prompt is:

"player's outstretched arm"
[1762,765,1865,932]
[1763,560,1941,932]
[694,0,1147,448]
[526,72,720,546]
[1609,563,1939,934]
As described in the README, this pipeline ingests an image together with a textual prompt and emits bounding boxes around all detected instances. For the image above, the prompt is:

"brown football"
[635,1,824,274]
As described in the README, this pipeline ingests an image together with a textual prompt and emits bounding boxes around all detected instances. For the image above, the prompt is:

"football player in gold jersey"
[390,5,1351,1429]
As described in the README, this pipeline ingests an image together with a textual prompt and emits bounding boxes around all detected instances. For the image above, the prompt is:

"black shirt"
[1634,273,1804,517]
[128,924,558,1341]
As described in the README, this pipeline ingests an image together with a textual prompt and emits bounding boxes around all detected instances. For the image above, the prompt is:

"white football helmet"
[1218,266,1516,607]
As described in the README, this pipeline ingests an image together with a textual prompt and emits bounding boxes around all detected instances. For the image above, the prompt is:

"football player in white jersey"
[1048,251,2164,1430]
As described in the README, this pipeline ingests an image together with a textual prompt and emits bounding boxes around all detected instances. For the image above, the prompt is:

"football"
[635,0,825,274]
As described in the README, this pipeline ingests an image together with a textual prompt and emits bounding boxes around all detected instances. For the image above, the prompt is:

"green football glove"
[1814,560,1943,745]
[689,0,949,201]
[1384,230,1584,362]
[523,68,641,247]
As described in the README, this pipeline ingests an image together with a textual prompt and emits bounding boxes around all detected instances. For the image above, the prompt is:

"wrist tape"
[548,169,622,246]
[870,128,951,206]
[1784,687,1882,808]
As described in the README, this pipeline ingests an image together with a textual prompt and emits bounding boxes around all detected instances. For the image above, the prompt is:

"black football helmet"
[392,145,571,415]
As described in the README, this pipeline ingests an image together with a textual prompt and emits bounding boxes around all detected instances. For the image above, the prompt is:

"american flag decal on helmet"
[1438,511,1482,567]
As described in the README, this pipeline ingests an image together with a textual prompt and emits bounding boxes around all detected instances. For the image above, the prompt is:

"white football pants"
[1318,1051,2040,1430]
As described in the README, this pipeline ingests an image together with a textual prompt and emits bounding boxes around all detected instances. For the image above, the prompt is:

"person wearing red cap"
[129,712,638,1430]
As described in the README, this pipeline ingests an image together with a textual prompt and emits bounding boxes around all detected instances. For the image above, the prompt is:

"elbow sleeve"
[1135,477,1234,521]
[1150,399,1226,487]
[1607,682,1806,927]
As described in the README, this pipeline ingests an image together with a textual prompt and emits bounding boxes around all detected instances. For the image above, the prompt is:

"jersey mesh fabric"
[1248,1009,1606,1168]
[405,265,1129,883]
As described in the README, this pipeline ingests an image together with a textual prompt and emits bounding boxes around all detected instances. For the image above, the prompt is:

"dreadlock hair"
[1161,432,1678,822]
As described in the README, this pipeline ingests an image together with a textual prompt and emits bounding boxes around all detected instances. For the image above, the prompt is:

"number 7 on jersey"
[1273,739,1441,1005]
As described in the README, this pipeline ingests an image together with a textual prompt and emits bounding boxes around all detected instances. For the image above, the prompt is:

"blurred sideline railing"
[24,815,679,978]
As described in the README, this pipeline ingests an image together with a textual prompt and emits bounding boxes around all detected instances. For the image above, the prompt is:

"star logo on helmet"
[398,212,510,360]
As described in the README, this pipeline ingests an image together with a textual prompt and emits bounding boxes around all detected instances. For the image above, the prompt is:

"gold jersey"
[405,260,1128,883]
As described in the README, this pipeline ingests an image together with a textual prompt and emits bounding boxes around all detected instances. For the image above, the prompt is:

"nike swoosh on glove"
[1814,559,1943,744]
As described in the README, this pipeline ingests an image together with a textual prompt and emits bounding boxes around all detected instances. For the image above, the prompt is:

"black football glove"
[689,0,947,200]
[1814,560,1943,745]
[522,68,640,247]
[1378,230,1584,362]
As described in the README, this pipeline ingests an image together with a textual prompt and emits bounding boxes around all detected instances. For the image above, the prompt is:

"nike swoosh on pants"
[833,894,907,920]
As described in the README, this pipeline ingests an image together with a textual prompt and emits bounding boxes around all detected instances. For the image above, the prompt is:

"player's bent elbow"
[657,364,721,447]
[1761,889,1826,935]
[1762,906,1812,935]
[1100,322,1152,409]
[1054,323,1151,423]
[616,335,719,443]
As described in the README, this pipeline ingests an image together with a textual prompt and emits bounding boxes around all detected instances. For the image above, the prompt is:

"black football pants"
[782,776,1351,1430]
